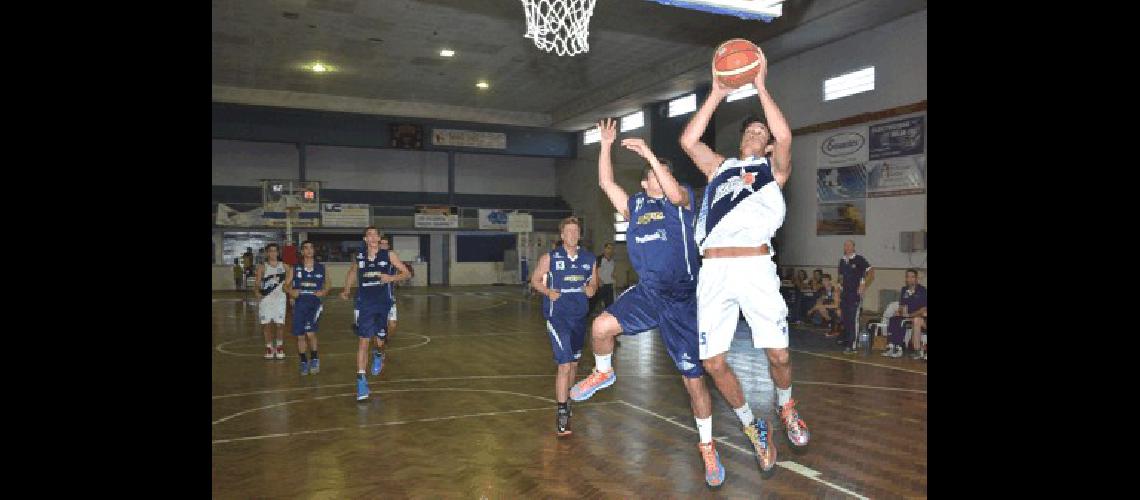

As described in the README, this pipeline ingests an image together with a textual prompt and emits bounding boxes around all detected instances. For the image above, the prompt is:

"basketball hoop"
[521,0,597,57]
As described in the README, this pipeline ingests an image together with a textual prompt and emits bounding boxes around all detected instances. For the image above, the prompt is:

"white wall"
[212,140,299,186]
[455,154,556,196]
[306,145,449,192]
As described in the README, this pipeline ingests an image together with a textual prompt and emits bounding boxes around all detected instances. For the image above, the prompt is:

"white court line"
[212,400,622,445]
[213,387,558,425]
[617,400,869,500]
[790,349,927,375]
[214,333,432,357]
[213,374,923,400]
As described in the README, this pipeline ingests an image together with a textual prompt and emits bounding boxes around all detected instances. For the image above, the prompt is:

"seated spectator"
[809,269,824,292]
[808,274,842,335]
[882,268,927,359]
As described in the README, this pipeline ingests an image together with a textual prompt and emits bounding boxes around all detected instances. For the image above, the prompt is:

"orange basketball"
[713,38,762,89]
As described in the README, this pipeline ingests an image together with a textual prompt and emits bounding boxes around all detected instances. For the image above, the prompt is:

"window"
[824,66,875,101]
[613,212,628,243]
[583,126,601,145]
[726,83,758,102]
[620,111,644,132]
[668,94,697,117]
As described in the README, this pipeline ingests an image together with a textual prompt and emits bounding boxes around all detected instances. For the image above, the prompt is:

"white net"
[521,0,597,57]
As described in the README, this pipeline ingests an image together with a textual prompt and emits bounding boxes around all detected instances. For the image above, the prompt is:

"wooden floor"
[213,285,927,499]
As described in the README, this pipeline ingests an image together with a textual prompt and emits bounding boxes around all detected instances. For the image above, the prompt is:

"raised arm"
[751,48,792,187]
[621,137,689,209]
[597,118,631,220]
[680,69,729,179]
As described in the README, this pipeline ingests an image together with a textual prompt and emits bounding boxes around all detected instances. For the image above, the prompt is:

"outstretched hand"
[621,138,653,159]
[752,45,769,91]
[598,118,617,146]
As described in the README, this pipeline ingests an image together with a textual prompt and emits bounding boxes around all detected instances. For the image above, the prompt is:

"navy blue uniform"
[543,246,596,364]
[354,248,396,339]
[291,262,326,335]
[838,253,871,344]
[607,186,704,378]
[888,284,927,345]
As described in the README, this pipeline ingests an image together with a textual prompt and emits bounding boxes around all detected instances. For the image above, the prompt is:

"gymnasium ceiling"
[212,0,927,132]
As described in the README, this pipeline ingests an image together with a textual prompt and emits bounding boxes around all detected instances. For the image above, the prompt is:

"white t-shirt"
[598,256,615,285]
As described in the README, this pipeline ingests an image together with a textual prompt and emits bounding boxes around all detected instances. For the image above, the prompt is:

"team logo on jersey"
[637,211,664,225]
[555,261,565,271]
[297,271,303,278]
[358,261,365,268]
[583,264,591,270]
[634,228,667,244]
[635,197,644,213]
[743,172,755,185]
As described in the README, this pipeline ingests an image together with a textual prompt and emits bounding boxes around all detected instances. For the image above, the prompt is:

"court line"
[213,375,924,400]
[790,349,927,375]
[215,333,432,357]
[617,400,869,500]
[213,387,559,425]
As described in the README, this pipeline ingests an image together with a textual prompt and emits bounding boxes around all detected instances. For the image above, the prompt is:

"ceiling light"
[311,63,327,73]
[476,81,489,89]
[440,49,455,57]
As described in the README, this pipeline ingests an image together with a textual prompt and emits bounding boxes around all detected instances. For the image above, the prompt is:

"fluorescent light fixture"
[476,81,489,89]
[726,83,758,102]
[668,94,697,117]
[648,0,783,22]
[440,49,455,57]
[614,222,629,233]
[583,127,601,145]
[615,233,627,242]
[620,111,645,132]
[824,66,875,101]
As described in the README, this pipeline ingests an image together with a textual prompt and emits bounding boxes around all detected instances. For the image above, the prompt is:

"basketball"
[713,38,762,89]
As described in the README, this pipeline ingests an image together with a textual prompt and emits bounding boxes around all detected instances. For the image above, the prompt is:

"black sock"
[299,353,308,363]
[311,350,318,360]
[557,402,568,414]
[374,347,383,357]
[357,372,366,381]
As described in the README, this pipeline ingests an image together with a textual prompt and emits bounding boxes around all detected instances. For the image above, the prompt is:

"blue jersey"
[626,186,700,289]
[900,284,927,313]
[291,262,326,307]
[838,253,871,298]
[355,248,395,308]
[543,246,595,317]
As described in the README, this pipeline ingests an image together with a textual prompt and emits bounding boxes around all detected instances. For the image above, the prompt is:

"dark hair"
[741,115,775,145]
[301,240,314,248]
[797,269,807,279]
[265,243,279,251]
[822,273,832,280]
[906,268,919,277]
[363,226,380,237]
[641,157,674,181]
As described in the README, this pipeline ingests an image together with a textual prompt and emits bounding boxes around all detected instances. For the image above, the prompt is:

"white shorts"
[259,296,286,324]
[697,255,788,359]
[388,304,398,321]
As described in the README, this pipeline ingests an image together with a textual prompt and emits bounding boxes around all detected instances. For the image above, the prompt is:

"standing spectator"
[838,240,874,354]
[592,242,617,314]
[882,269,927,359]
[242,247,255,281]
[232,258,244,290]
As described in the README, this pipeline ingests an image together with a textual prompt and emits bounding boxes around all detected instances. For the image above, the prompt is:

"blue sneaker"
[371,351,384,376]
[569,369,616,401]
[356,377,370,401]
[698,441,726,487]
[309,358,320,374]
[299,360,309,376]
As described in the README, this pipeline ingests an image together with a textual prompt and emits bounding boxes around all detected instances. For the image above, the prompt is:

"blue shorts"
[544,294,589,365]
[292,299,323,336]
[607,284,704,378]
[355,301,394,340]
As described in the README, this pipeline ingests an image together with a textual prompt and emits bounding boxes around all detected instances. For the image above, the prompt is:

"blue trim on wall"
[212,103,576,158]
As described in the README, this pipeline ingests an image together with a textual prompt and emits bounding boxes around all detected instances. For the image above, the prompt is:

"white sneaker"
[889,346,904,358]
[264,346,274,360]
[274,344,285,360]
[880,344,895,357]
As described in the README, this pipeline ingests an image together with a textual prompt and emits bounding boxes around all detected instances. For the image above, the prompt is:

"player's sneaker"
[779,399,810,447]
[556,406,572,436]
[309,358,320,374]
[842,345,857,354]
[371,351,384,376]
[743,419,777,472]
[275,345,285,360]
[264,346,274,360]
[569,369,616,401]
[889,346,904,358]
[698,441,725,487]
[880,344,895,356]
[299,360,309,376]
[911,349,924,360]
[356,377,370,401]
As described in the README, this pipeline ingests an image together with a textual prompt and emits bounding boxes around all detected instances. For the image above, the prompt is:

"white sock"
[734,405,755,426]
[695,416,713,444]
[275,339,283,347]
[777,387,792,407]
[595,353,613,373]
[266,343,273,348]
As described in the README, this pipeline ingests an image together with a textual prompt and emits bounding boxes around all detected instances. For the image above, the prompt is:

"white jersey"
[694,156,785,254]
[259,261,287,304]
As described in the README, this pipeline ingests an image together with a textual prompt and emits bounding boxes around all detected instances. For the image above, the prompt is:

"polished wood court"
[212,286,927,498]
